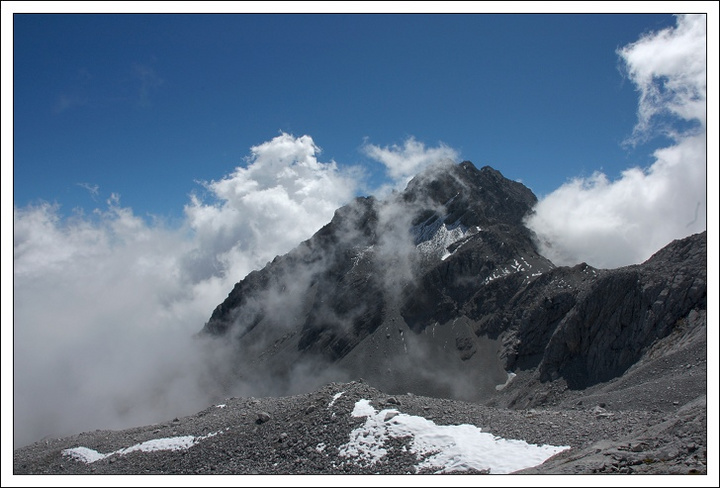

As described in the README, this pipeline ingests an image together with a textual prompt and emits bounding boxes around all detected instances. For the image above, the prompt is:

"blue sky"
[13,12,681,219]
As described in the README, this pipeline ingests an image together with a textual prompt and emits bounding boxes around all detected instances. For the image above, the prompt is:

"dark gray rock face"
[200,161,560,400]
[466,232,706,391]
[537,232,706,388]
[199,160,706,407]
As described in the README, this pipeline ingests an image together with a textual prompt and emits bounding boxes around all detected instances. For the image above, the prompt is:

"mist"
[525,14,707,269]
[11,132,457,448]
[362,136,460,193]
[11,133,361,448]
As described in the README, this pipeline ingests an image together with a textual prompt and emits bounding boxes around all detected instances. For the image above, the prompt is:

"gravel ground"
[13,378,708,477]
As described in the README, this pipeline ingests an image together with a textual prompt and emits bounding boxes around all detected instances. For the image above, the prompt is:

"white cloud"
[76,182,100,199]
[13,201,216,449]
[11,133,359,448]
[363,136,459,190]
[526,14,707,269]
[619,14,707,140]
[184,132,358,281]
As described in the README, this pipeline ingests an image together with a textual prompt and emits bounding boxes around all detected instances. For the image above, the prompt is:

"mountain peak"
[199,160,705,406]
[200,160,557,399]
[401,161,537,228]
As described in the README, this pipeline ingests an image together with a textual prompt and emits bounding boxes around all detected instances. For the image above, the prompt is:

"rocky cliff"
[199,160,707,405]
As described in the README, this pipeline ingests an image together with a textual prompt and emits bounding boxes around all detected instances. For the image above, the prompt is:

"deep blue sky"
[13,12,678,220]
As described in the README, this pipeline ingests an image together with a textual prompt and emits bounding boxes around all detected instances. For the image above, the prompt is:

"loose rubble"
[13,373,708,476]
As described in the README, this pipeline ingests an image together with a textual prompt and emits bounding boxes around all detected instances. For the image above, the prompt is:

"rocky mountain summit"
[201,161,558,400]
[13,160,709,476]
[199,160,706,405]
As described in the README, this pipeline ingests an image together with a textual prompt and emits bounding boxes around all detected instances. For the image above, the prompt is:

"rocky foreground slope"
[13,365,707,475]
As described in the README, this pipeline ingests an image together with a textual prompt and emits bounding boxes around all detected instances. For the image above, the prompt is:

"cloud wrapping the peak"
[526,14,706,269]
[363,136,459,188]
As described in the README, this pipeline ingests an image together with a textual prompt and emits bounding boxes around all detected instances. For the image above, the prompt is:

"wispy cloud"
[12,132,465,447]
[76,182,100,200]
[132,63,164,107]
[525,14,707,269]
[619,13,706,144]
[53,93,90,114]
[53,68,93,113]
[53,63,164,113]
[363,136,459,191]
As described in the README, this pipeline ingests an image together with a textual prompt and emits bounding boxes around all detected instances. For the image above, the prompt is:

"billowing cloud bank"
[12,133,359,448]
[525,14,707,269]
[12,132,453,448]
[183,133,358,283]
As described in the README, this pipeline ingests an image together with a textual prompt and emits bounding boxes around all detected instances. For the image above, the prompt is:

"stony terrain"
[13,311,708,476]
[12,381,707,476]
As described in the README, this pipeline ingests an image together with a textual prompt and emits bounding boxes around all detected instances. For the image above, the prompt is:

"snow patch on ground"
[328,391,345,407]
[62,432,220,464]
[338,399,569,474]
[62,446,108,464]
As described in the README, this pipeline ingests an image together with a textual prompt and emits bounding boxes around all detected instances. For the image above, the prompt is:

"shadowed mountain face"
[200,160,706,403]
